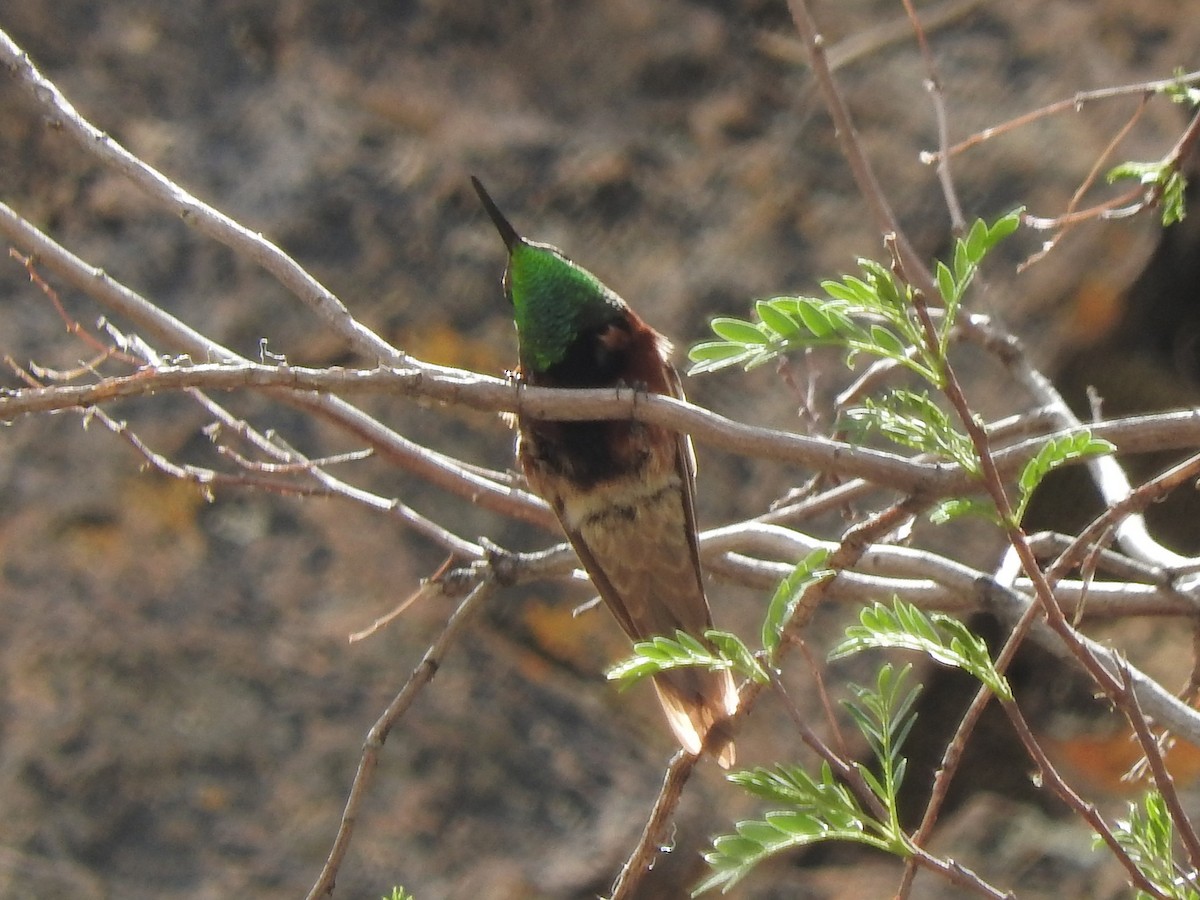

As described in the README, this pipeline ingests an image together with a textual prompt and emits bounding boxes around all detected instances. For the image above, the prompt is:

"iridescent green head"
[472,177,626,373]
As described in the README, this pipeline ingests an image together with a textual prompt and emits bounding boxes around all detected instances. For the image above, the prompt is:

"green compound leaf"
[763,548,832,656]
[695,762,878,895]
[689,210,1022,379]
[706,629,769,685]
[928,497,1000,526]
[607,630,732,689]
[1014,430,1115,524]
[1107,790,1197,900]
[842,389,978,473]
[831,599,1012,701]
[1108,160,1189,227]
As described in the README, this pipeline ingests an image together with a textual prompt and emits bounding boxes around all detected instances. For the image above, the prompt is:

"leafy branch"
[696,664,919,895]
[688,210,1021,383]
[831,599,1011,701]
[607,629,769,688]
[1013,430,1116,524]
[1110,792,1200,900]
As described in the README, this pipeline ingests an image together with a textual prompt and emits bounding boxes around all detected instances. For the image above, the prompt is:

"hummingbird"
[471,176,738,766]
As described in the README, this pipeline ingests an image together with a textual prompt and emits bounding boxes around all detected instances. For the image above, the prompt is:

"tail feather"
[653,666,739,768]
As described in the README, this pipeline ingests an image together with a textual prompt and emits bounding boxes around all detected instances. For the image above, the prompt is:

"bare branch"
[0,28,415,369]
[606,751,699,900]
[926,69,1200,162]
[0,200,555,528]
[306,575,498,900]
[13,354,1200,500]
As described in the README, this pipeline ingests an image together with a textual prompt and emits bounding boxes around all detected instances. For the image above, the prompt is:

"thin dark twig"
[1025,103,1200,234]
[9,248,139,365]
[305,577,496,900]
[1019,93,1149,268]
[1046,450,1200,587]
[606,751,698,900]
[928,69,1200,162]
[799,639,852,760]
[768,669,889,820]
[784,0,933,294]
[902,235,1134,697]
[1118,660,1200,875]
[900,0,966,232]
[999,695,1170,899]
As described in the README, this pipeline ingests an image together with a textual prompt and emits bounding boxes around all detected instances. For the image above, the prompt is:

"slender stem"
[306,579,496,900]
[930,69,1200,161]
[606,751,699,900]
[900,0,966,232]
[1118,661,1200,877]
[999,696,1171,900]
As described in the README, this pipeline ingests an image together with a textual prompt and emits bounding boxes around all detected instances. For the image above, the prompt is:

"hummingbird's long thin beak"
[470,176,521,252]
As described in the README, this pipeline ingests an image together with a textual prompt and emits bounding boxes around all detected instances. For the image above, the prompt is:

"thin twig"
[784,0,932,294]
[927,69,1200,162]
[1118,660,1200,876]
[306,577,497,900]
[956,315,1200,573]
[0,202,555,529]
[999,695,1170,899]
[1019,93,1149,267]
[1042,450,1200,586]
[0,28,413,370]
[900,0,966,232]
[756,0,984,73]
[1025,103,1200,236]
[606,751,699,900]
[8,248,139,365]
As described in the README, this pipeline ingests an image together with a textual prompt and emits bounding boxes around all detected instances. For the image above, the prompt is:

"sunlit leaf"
[831,600,1011,700]
[755,300,802,339]
[710,317,770,344]
[763,548,831,655]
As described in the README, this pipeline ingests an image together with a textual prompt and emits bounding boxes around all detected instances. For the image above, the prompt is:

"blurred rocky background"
[2,1,1200,898]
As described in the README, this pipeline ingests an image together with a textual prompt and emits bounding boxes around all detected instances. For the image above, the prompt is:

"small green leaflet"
[1107,160,1188,227]
[762,548,832,656]
[607,630,726,689]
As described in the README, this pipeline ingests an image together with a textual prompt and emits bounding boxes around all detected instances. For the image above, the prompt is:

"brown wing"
[521,360,737,764]
[559,501,738,767]
[657,360,739,766]
[663,359,704,594]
